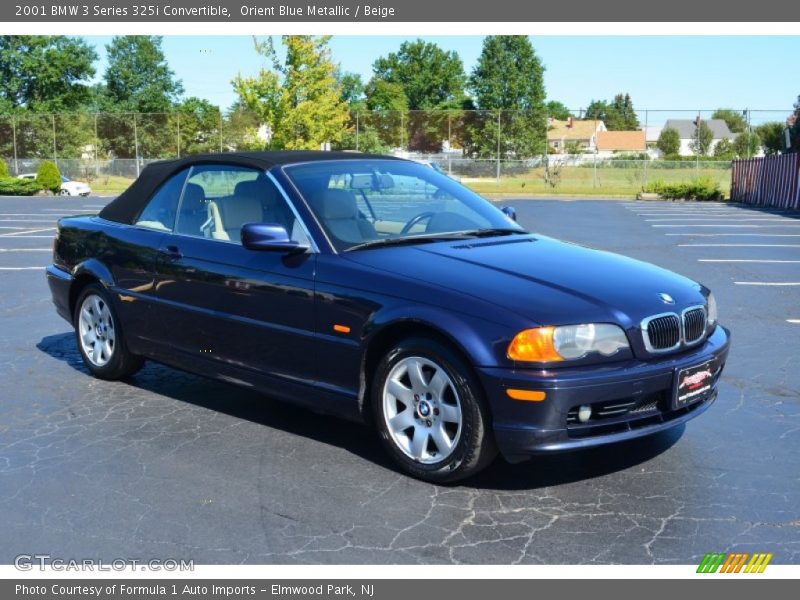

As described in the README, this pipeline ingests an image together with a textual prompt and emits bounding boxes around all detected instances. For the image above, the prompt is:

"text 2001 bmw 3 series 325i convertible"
[47,152,730,482]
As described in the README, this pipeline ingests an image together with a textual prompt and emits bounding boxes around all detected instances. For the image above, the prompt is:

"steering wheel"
[400,211,436,234]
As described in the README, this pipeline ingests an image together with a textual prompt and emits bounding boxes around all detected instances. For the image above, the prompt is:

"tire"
[372,336,497,483]
[59,188,71,196]
[73,283,144,380]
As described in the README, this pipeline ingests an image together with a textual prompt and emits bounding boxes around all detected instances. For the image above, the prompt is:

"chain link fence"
[0,108,793,196]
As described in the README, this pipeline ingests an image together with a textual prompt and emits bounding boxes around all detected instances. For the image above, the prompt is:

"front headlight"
[508,324,630,362]
[706,292,718,327]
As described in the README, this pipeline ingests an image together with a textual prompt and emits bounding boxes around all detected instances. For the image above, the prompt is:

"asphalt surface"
[0,195,798,565]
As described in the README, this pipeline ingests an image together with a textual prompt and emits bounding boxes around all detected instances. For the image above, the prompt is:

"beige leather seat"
[208,194,264,241]
[311,189,377,244]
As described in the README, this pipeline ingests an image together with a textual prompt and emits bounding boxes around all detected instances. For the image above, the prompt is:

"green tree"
[755,122,788,155]
[546,100,572,120]
[372,39,466,110]
[99,36,184,159]
[102,36,183,112]
[232,36,350,151]
[690,121,714,156]
[712,109,748,134]
[332,71,388,154]
[362,79,409,150]
[0,159,8,178]
[586,93,639,131]
[175,97,221,156]
[656,127,680,156]
[466,35,547,159]
[790,96,800,153]
[0,36,97,112]
[732,131,761,158]
[36,160,61,194]
[712,138,734,159]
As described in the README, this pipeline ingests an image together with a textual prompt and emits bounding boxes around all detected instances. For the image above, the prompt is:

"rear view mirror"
[349,172,395,190]
[241,223,309,254]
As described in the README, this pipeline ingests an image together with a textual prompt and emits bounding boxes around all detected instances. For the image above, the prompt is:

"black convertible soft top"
[98,151,403,225]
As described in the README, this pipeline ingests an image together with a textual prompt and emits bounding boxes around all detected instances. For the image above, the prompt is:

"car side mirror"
[501,206,517,222]
[241,223,309,254]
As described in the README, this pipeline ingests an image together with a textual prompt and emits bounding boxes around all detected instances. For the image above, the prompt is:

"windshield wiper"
[345,233,474,252]
[460,227,528,238]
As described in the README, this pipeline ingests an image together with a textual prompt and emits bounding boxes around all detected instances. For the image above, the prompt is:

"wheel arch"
[358,312,495,422]
[68,260,115,322]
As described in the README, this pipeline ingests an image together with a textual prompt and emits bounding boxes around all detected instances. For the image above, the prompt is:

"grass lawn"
[465,165,732,197]
[81,165,732,200]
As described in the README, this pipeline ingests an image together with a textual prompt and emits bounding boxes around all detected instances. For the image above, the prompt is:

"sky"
[83,35,798,126]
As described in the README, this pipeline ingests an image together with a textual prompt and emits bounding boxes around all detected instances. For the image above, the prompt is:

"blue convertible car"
[47,152,730,482]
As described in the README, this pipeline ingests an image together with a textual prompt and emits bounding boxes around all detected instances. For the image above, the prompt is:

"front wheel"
[59,188,71,196]
[373,336,497,483]
[74,283,144,380]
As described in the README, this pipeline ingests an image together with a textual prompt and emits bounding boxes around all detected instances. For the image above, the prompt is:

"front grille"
[683,307,706,344]
[644,314,681,351]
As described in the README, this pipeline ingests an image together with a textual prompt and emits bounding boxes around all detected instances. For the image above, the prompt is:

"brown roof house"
[547,117,607,154]
[596,130,647,157]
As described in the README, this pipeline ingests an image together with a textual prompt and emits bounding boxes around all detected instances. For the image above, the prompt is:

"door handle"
[161,244,183,260]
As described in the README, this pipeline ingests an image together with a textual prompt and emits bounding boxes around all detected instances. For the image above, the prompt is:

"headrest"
[234,179,267,199]
[181,183,206,210]
[218,194,263,225]
[313,189,358,220]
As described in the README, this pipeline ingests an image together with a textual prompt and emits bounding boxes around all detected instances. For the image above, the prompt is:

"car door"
[114,166,190,348]
[151,163,318,385]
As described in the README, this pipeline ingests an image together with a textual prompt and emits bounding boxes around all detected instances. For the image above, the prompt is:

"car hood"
[346,234,706,328]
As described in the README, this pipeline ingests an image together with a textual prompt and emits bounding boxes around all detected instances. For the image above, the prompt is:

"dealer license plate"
[674,360,715,408]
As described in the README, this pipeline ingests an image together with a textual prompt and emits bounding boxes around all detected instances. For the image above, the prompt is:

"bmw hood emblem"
[658,292,675,305]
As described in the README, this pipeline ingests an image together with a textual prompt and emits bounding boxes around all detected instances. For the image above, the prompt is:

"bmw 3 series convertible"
[47,152,730,482]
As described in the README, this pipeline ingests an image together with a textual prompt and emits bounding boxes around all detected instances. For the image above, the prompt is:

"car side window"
[134,168,190,231]
[176,165,309,246]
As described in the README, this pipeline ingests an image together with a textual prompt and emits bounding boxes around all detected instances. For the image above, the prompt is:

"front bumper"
[479,325,731,463]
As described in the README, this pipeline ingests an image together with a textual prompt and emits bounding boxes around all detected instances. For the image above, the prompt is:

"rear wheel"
[373,336,497,483]
[74,283,144,379]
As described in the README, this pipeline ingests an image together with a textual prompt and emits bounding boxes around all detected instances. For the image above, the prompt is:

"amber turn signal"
[506,389,547,402]
[333,324,351,334]
[507,327,564,362]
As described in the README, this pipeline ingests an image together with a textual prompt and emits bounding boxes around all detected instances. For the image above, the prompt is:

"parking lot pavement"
[1,196,798,565]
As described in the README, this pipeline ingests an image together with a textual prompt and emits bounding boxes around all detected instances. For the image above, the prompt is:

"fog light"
[578,404,592,423]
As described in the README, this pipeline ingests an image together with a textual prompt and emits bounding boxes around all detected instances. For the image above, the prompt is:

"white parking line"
[0,235,55,239]
[0,228,57,236]
[788,320,800,324]
[666,233,800,237]
[653,224,800,228]
[0,248,51,252]
[679,244,800,247]
[0,219,56,223]
[0,266,46,271]
[699,259,800,263]
[734,282,800,286]
[645,218,794,222]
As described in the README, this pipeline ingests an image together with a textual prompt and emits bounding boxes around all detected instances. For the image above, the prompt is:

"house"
[662,118,735,156]
[547,117,606,154]
[596,130,646,157]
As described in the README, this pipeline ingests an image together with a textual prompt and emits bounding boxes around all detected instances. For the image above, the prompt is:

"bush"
[36,161,61,195]
[643,177,723,201]
[0,160,9,178]
[0,177,41,196]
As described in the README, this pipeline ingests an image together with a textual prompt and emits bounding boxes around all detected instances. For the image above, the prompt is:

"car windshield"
[283,159,524,251]
[60,176,71,183]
